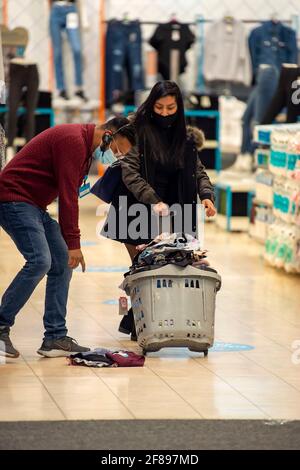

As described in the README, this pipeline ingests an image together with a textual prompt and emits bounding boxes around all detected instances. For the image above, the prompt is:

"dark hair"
[101,117,136,146]
[134,81,187,168]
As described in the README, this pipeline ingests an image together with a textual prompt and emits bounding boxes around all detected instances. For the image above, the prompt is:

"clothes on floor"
[149,22,195,80]
[261,65,300,125]
[106,351,145,367]
[241,64,279,154]
[203,19,252,86]
[68,349,116,368]
[0,202,72,338]
[106,20,144,106]
[68,349,145,368]
[50,2,83,90]
[249,21,298,77]
[0,123,95,250]
[7,63,39,147]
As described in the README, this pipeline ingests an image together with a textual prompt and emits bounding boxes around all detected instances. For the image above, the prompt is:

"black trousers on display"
[261,65,300,124]
[7,63,39,146]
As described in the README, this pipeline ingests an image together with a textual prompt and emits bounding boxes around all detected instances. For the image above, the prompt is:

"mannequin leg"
[261,66,287,124]
[240,88,256,155]
[24,65,39,143]
[7,64,24,147]
[66,25,83,88]
[50,7,65,91]
[254,65,279,125]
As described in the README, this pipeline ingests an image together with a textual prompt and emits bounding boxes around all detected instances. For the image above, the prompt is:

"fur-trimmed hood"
[186,125,205,151]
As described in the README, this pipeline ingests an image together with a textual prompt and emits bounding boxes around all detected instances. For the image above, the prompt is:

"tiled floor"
[0,195,300,421]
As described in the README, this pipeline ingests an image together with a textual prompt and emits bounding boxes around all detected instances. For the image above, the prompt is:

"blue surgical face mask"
[93,146,117,165]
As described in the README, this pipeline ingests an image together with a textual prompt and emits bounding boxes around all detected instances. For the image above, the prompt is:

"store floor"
[0,195,300,422]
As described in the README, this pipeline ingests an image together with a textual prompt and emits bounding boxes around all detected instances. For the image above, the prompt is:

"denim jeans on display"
[50,4,83,91]
[106,20,144,105]
[249,21,298,77]
[0,202,72,339]
[241,65,279,154]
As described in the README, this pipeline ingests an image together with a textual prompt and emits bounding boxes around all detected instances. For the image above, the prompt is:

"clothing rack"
[195,14,300,93]
[103,19,293,25]
[103,14,300,119]
[104,15,297,90]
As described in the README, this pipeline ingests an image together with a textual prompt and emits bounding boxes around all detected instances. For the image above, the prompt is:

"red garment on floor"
[106,351,145,367]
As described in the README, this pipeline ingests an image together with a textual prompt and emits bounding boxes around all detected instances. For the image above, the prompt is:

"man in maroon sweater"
[0,117,135,358]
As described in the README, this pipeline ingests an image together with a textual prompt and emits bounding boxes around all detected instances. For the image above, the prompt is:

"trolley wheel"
[204,350,208,357]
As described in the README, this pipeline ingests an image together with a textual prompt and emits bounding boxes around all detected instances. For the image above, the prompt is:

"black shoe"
[75,90,88,102]
[118,308,134,335]
[59,90,69,100]
[0,326,20,358]
[37,336,90,358]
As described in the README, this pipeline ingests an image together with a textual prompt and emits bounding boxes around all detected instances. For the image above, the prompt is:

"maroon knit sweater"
[0,124,95,250]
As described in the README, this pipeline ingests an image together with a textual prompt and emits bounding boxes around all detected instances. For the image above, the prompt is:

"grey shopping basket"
[122,264,221,355]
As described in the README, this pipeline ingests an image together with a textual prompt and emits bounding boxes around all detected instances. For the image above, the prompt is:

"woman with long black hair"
[102,80,216,339]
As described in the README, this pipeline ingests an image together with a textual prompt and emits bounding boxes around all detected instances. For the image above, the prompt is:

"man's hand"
[202,199,217,217]
[153,202,169,216]
[68,249,86,272]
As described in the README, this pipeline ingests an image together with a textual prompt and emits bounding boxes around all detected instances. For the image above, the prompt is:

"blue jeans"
[0,202,72,339]
[106,20,144,105]
[241,65,279,154]
[50,4,83,91]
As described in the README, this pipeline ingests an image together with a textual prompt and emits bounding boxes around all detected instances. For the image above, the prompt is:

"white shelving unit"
[253,124,300,273]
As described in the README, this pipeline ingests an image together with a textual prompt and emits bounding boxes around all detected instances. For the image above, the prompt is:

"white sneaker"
[223,153,253,174]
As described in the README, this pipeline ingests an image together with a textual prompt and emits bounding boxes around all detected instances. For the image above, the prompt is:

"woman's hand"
[153,202,169,216]
[202,199,217,217]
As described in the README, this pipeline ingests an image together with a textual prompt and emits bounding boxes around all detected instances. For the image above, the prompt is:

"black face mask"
[152,111,178,129]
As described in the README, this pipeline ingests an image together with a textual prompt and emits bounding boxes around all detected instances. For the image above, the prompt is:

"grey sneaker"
[0,327,20,358]
[37,336,90,358]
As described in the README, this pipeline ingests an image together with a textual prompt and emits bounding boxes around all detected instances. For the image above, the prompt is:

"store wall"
[3,0,300,99]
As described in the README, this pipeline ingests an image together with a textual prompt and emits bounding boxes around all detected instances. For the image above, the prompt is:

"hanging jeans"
[241,65,279,154]
[50,4,83,91]
[0,202,72,339]
[7,63,39,147]
[106,20,144,106]
[261,65,300,125]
